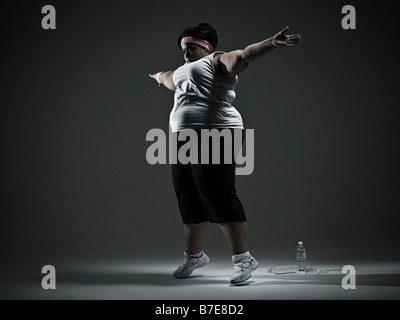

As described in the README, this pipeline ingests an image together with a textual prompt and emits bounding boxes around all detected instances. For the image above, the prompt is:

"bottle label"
[297,252,306,261]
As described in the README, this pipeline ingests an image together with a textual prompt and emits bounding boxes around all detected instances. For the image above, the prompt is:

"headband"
[181,36,213,52]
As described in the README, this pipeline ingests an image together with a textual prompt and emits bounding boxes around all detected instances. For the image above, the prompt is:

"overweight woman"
[150,23,300,285]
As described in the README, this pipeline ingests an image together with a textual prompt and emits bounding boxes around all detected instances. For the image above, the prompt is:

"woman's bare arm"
[149,70,176,91]
[219,26,301,78]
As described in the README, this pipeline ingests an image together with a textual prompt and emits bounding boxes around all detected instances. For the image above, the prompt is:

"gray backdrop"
[1,0,399,276]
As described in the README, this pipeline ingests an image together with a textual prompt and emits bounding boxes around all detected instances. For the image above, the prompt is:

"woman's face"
[181,43,209,63]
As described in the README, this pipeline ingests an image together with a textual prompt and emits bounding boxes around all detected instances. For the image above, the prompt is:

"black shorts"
[171,128,247,224]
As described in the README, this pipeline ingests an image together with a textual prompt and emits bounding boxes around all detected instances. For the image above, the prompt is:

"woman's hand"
[271,26,301,47]
[149,70,176,91]
[149,72,162,86]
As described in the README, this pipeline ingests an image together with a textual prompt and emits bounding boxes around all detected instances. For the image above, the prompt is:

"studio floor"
[1,257,399,300]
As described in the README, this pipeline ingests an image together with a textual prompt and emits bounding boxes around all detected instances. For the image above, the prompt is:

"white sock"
[188,251,203,258]
[233,251,250,258]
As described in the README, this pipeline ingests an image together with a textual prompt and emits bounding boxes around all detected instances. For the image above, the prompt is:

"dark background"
[1,0,399,275]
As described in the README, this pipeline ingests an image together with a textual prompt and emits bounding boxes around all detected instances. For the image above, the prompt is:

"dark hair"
[177,22,218,51]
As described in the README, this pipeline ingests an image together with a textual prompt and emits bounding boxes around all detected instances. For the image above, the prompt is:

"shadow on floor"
[57,272,230,286]
[46,270,400,288]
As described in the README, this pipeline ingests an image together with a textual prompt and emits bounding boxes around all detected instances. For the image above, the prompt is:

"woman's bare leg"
[219,222,248,255]
[183,222,209,254]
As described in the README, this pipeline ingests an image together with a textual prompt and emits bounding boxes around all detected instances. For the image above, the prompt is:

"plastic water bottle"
[296,241,307,272]
[268,265,297,274]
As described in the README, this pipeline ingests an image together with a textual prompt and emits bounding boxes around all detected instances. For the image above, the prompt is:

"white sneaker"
[230,252,259,285]
[173,251,210,279]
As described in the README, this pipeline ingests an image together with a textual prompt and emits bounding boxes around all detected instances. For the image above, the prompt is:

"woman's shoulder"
[210,51,225,60]
[211,52,238,85]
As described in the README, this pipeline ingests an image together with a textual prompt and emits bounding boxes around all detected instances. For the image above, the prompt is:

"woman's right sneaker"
[173,251,210,279]
[230,251,259,285]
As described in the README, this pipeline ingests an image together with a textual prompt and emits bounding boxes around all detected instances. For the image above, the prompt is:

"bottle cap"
[298,241,303,244]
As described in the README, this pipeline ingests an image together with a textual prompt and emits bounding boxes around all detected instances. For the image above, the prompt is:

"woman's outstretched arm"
[149,70,176,91]
[219,26,301,77]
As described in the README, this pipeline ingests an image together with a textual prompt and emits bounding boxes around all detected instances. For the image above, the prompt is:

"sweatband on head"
[181,36,213,52]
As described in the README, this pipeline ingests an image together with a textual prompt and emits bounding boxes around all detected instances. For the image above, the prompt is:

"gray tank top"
[169,51,244,132]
